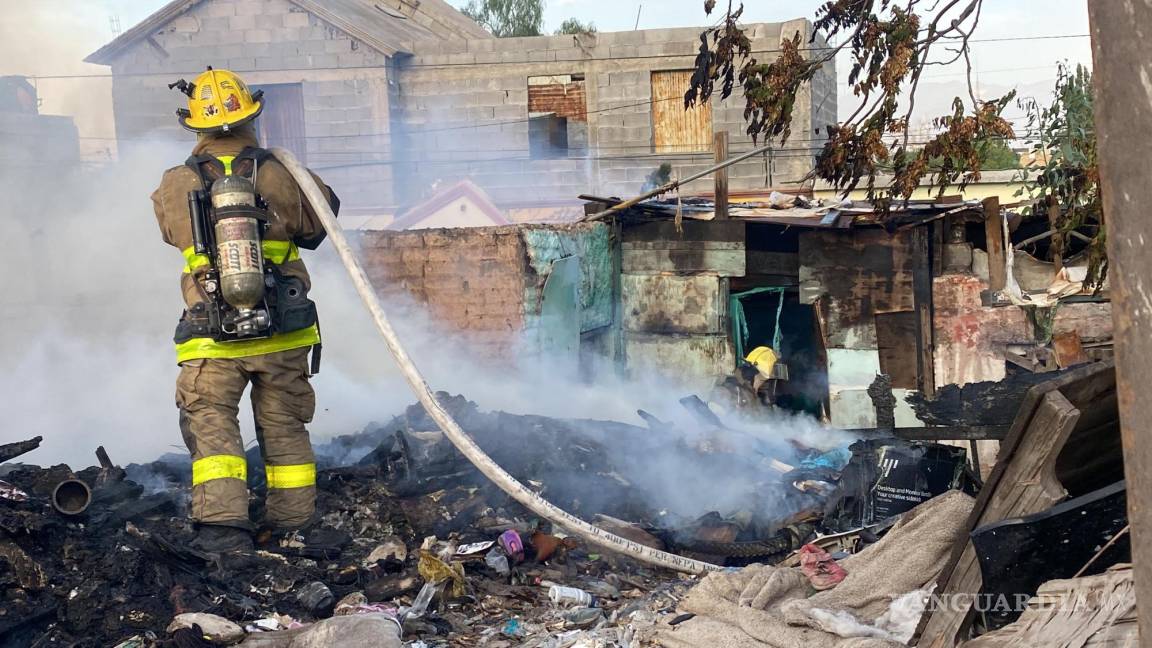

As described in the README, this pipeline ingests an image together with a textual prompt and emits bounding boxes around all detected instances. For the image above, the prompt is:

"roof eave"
[84,0,200,66]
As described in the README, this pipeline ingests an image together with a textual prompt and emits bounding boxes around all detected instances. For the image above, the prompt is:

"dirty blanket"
[655,490,975,648]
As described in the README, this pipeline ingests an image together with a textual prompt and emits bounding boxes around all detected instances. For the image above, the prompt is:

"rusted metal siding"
[932,274,1031,387]
[798,229,917,349]
[622,275,726,335]
[651,70,713,153]
[624,332,734,390]
[621,220,745,276]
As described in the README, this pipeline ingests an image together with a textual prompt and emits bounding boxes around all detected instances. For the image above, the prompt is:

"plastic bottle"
[405,581,443,619]
[548,585,594,607]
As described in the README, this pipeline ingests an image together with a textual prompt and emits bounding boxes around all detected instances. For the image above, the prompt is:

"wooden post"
[982,196,1006,295]
[911,226,936,397]
[1047,195,1064,272]
[1087,2,1152,643]
[714,131,729,219]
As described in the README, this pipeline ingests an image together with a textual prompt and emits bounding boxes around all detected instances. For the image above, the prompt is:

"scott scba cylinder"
[210,175,266,310]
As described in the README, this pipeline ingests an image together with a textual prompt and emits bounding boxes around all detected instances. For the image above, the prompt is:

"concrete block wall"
[392,20,834,206]
[354,226,529,361]
[105,0,394,208]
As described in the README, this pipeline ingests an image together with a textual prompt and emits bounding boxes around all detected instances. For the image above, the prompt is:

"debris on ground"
[0,363,1132,647]
[655,491,974,648]
[2,394,838,646]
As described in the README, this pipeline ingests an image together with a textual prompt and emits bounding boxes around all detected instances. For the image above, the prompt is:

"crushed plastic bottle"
[402,581,444,620]
[485,547,510,575]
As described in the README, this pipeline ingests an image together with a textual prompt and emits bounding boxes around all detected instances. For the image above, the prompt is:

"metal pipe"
[582,143,776,222]
[52,479,91,515]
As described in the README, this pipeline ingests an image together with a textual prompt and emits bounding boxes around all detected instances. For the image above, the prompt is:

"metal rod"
[1012,227,1094,250]
[1073,524,1129,578]
[583,143,776,222]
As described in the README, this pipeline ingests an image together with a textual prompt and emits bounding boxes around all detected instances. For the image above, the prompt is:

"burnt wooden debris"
[0,436,42,464]
[905,369,1080,427]
[914,361,1122,646]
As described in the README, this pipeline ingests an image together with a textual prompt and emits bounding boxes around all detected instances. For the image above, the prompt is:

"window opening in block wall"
[527,74,587,159]
[254,83,306,165]
[651,70,713,154]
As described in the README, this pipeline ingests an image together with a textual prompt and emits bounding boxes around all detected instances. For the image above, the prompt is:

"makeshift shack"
[353,194,1113,448]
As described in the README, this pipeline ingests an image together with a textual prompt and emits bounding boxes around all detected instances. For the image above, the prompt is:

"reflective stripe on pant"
[176,346,317,528]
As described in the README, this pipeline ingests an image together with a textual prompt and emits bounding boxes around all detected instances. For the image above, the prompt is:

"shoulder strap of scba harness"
[184,146,274,189]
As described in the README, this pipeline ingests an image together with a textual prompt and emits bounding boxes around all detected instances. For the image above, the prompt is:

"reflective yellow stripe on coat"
[265,463,317,489]
[182,240,300,273]
[192,454,247,486]
[175,324,320,364]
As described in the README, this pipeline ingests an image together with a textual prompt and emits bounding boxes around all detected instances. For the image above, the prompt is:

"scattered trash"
[549,585,595,607]
[455,540,496,557]
[2,389,1096,646]
[498,529,525,563]
[530,529,577,562]
[502,618,526,638]
[296,581,336,618]
[365,536,408,565]
[0,479,29,502]
[416,548,466,598]
[798,543,849,590]
[166,613,246,644]
[484,547,511,575]
[565,607,604,629]
[404,581,444,620]
[334,591,368,616]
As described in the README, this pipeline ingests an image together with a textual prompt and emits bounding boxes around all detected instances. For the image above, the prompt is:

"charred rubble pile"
[0,394,974,647]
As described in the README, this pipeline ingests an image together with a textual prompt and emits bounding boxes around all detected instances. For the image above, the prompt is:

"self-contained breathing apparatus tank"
[211,176,267,310]
[187,174,273,340]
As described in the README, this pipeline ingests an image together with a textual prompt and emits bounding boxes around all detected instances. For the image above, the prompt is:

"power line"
[22,33,1093,81]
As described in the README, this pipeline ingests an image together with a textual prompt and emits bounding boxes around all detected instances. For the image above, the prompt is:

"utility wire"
[23,33,1092,81]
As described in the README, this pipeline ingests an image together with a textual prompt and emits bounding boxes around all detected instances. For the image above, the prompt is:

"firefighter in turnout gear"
[152,68,340,553]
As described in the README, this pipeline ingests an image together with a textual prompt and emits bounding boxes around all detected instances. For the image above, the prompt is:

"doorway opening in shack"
[727,223,830,419]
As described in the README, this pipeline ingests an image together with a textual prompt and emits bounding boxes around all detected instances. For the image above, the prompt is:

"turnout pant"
[175,347,317,529]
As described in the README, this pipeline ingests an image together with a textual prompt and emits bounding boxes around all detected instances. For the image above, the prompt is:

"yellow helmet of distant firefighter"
[745,346,779,377]
[169,67,263,133]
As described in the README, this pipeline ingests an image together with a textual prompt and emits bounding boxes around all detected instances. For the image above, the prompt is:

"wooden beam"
[1087,3,1152,643]
[982,196,1006,295]
[911,226,936,396]
[714,131,729,219]
[1047,196,1063,272]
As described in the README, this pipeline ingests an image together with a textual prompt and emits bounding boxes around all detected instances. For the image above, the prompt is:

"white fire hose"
[271,148,723,576]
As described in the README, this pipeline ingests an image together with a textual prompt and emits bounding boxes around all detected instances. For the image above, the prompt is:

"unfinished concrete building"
[86,0,835,217]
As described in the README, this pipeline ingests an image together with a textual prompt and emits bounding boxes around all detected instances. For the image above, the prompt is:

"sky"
[0,0,1093,149]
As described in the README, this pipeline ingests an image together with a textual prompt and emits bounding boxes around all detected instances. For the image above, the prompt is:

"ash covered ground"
[0,394,840,647]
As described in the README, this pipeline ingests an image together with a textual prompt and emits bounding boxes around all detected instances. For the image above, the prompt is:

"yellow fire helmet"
[170,67,263,133]
[745,346,779,376]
